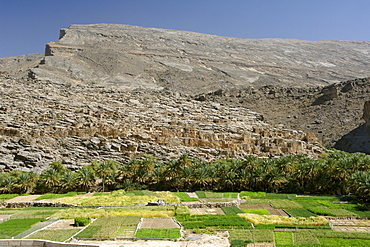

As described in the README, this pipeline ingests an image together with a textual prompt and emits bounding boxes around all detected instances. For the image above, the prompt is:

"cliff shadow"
[334,124,370,154]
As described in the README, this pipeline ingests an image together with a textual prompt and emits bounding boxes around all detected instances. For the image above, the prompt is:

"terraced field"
[0,190,369,246]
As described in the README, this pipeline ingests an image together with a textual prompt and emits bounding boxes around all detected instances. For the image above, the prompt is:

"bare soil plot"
[140,217,180,229]
[327,218,370,232]
[45,219,84,230]
[0,215,11,220]
[240,204,272,209]
[239,204,289,216]
[5,195,41,202]
[189,208,225,215]
[186,192,199,198]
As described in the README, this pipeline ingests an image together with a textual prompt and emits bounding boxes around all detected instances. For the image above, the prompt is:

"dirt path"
[71,232,230,247]
[5,195,41,202]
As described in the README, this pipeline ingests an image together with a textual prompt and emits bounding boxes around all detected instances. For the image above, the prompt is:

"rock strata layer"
[30,24,370,94]
[0,75,322,172]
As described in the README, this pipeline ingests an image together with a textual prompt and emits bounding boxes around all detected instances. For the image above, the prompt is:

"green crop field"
[0,189,369,246]
[0,218,44,238]
[135,228,181,239]
[27,229,80,242]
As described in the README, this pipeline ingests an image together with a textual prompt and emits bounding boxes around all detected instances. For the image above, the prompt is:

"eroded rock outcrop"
[0,75,323,172]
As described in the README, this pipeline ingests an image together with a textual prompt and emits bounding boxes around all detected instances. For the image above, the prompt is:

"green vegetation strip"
[35,192,80,200]
[173,192,199,202]
[241,209,270,215]
[55,191,180,205]
[0,218,44,238]
[176,214,252,230]
[175,206,190,216]
[229,229,274,244]
[221,206,244,215]
[0,194,20,201]
[76,216,140,239]
[135,228,181,239]
[26,229,80,242]
[275,232,293,246]
[319,238,370,246]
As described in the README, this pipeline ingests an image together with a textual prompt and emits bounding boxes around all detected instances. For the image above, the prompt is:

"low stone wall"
[0,239,98,247]
[0,201,76,208]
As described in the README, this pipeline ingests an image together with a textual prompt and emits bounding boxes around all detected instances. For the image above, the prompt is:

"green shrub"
[74,217,90,226]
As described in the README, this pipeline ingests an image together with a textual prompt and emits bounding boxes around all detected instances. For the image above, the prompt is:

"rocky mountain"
[30,24,370,94]
[1,24,370,171]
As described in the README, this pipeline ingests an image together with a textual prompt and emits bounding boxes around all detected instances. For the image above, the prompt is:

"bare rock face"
[203,77,370,151]
[30,24,370,94]
[363,101,370,129]
[0,75,323,172]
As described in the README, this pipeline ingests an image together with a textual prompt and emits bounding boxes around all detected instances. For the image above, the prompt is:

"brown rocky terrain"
[0,74,322,172]
[199,77,370,151]
[1,24,370,171]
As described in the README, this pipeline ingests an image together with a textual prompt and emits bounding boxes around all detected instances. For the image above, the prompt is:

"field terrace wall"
[0,201,76,208]
[0,239,98,247]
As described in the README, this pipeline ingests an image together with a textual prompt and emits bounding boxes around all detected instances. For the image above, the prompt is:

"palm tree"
[349,171,370,202]
[60,171,77,192]
[95,160,118,192]
[39,168,61,193]
[77,168,96,192]
[17,172,38,194]
[0,175,16,194]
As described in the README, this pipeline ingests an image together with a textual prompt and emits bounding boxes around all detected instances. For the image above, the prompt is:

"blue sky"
[1,0,370,57]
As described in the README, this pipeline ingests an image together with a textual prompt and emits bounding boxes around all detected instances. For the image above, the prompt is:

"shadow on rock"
[334,124,370,154]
